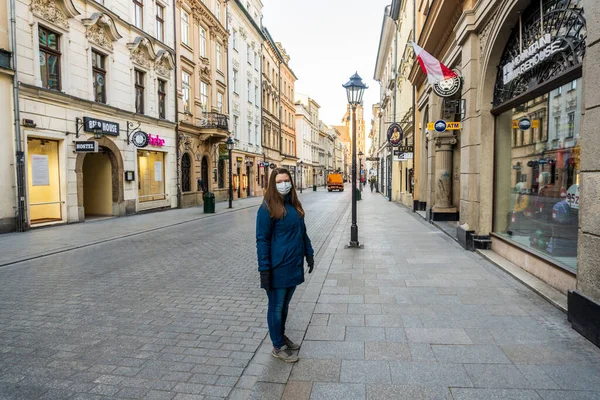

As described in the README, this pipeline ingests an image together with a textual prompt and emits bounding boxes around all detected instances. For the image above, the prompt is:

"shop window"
[28,139,62,224]
[39,26,61,90]
[181,153,191,192]
[135,69,145,114]
[158,79,166,119]
[92,50,106,104]
[138,150,166,201]
[494,79,581,273]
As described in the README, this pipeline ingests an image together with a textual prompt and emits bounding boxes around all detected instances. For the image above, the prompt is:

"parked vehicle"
[327,173,344,192]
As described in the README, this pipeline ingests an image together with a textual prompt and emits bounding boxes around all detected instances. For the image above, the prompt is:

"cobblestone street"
[0,191,349,400]
[2,189,600,400]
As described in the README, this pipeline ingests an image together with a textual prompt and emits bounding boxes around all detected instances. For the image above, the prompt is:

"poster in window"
[154,161,163,182]
[31,155,50,186]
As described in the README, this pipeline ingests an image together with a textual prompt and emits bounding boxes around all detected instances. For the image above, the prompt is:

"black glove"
[260,271,270,289]
[306,255,315,274]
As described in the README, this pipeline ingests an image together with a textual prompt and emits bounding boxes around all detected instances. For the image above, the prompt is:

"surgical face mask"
[276,181,292,195]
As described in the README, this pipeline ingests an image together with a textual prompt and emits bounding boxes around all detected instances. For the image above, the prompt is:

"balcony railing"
[198,112,229,130]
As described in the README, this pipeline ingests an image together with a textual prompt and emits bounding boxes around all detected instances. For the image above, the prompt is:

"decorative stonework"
[232,59,240,69]
[128,37,157,69]
[155,50,175,78]
[82,13,122,52]
[478,5,500,59]
[31,0,79,30]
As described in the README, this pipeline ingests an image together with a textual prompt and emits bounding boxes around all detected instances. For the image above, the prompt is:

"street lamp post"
[299,161,303,193]
[227,136,234,209]
[343,72,367,248]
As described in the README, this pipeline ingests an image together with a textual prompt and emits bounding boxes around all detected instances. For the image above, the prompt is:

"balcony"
[199,112,229,130]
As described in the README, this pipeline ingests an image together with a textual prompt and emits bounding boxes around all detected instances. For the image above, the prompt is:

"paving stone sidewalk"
[242,190,600,400]
[0,196,268,267]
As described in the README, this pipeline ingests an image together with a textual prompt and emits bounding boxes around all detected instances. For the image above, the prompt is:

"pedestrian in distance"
[256,167,315,363]
[370,176,375,193]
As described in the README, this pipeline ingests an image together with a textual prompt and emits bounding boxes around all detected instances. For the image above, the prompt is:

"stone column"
[432,131,457,214]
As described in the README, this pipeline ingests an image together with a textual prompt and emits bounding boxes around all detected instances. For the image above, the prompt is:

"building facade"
[228,0,264,199]
[14,0,177,228]
[176,0,229,207]
[277,43,298,179]
[1,0,17,233]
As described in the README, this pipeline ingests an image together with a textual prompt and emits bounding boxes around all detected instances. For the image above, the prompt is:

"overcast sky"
[261,0,390,131]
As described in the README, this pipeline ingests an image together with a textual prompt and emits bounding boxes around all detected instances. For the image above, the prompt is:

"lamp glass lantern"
[226,136,235,150]
[342,72,368,105]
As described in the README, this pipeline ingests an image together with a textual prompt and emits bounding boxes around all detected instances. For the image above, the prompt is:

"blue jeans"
[266,286,296,349]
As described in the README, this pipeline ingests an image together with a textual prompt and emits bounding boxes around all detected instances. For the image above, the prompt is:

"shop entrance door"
[82,151,113,218]
[28,138,62,224]
[201,156,209,192]
[246,166,251,197]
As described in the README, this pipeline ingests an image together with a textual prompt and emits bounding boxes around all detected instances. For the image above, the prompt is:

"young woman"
[256,168,314,363]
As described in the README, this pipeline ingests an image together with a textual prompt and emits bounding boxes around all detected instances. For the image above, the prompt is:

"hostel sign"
[503,34,563,85]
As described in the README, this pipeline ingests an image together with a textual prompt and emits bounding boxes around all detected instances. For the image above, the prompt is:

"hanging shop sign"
[387,122,403,147]
[131,131,149,148]
[518,118,532,131]
[148,134,165,147]
[83,117,119,136]
[74,141,99,153]
[512,119,540,130]
[433,75,462,98]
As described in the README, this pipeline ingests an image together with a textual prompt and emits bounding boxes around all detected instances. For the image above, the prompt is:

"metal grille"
[181,153,191,193]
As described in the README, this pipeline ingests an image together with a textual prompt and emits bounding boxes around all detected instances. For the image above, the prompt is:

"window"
[181,11,189,46]
[156,4,164,42]
[233,115,239,137]
[182,71,191,113]
[92,50,106,103]
[200,28,207,58]
[233,69,238,93]
[232,30,238,50]
[38,26,61,90]
[215,1,221,21]
[138,150,166,201]
[216,43,222,71]
[255,52,259,70]
[133,0,143,29]
[555,86,562,97]
[200,81,208,112]
[135,70,145,114]
[247,80,251,102]
[568,112,575,137]
[158,79,166,119]
[247,44,251,65]
[248,122,252,142]
[217,92,223,113]
[255,85,259,105]
[255,124,259,145]
[570,80,577,91]
[555,116,560,133]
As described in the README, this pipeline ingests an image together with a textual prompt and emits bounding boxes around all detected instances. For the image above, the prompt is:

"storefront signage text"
[83,117,119,136]
[503,34,563,85]
[148,134,165,147]
[428,121,461,131]
[74,141,99,153]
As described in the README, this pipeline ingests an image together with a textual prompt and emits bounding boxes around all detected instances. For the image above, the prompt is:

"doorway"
[82,151,113,218]
[246,165,251,197]
[201,156,209,192]
[28,138,62,224]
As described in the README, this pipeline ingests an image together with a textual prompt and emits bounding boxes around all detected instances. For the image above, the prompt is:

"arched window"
[181,153,191,192]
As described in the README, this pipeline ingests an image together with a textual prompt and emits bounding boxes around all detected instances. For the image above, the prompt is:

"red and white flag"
[411,42,457,85]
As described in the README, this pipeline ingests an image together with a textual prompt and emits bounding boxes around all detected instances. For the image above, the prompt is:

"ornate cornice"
[31,0,80,30]
[128,37,158,69]
[82,12,122,52]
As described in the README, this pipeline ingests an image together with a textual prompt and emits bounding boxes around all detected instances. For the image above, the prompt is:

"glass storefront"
[137,150,166,202]
[494,78,581,272]
[28,138,62,223]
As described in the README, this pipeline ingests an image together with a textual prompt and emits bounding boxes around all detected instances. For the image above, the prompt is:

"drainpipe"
[10,0,27,231]
[173,0,181,208]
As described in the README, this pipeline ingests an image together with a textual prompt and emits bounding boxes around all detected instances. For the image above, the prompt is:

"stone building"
[228,0,264,199]
[294,95,321,190]
[176,0,229,207]
[402,0,597,342]
[0,0,17,232]
[14,0,177,227]
[276,42,299,180]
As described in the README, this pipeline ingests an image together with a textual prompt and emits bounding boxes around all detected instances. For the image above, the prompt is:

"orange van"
[327,173,344,192]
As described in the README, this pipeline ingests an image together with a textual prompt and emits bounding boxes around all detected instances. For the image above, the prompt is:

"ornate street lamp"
[227,136,235,209]
[343,72,367,248]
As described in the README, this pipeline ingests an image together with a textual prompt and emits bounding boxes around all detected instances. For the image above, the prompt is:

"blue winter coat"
[256,196,314,289]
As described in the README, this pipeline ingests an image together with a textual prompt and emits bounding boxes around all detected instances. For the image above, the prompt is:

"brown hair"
[264,168,305,219]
